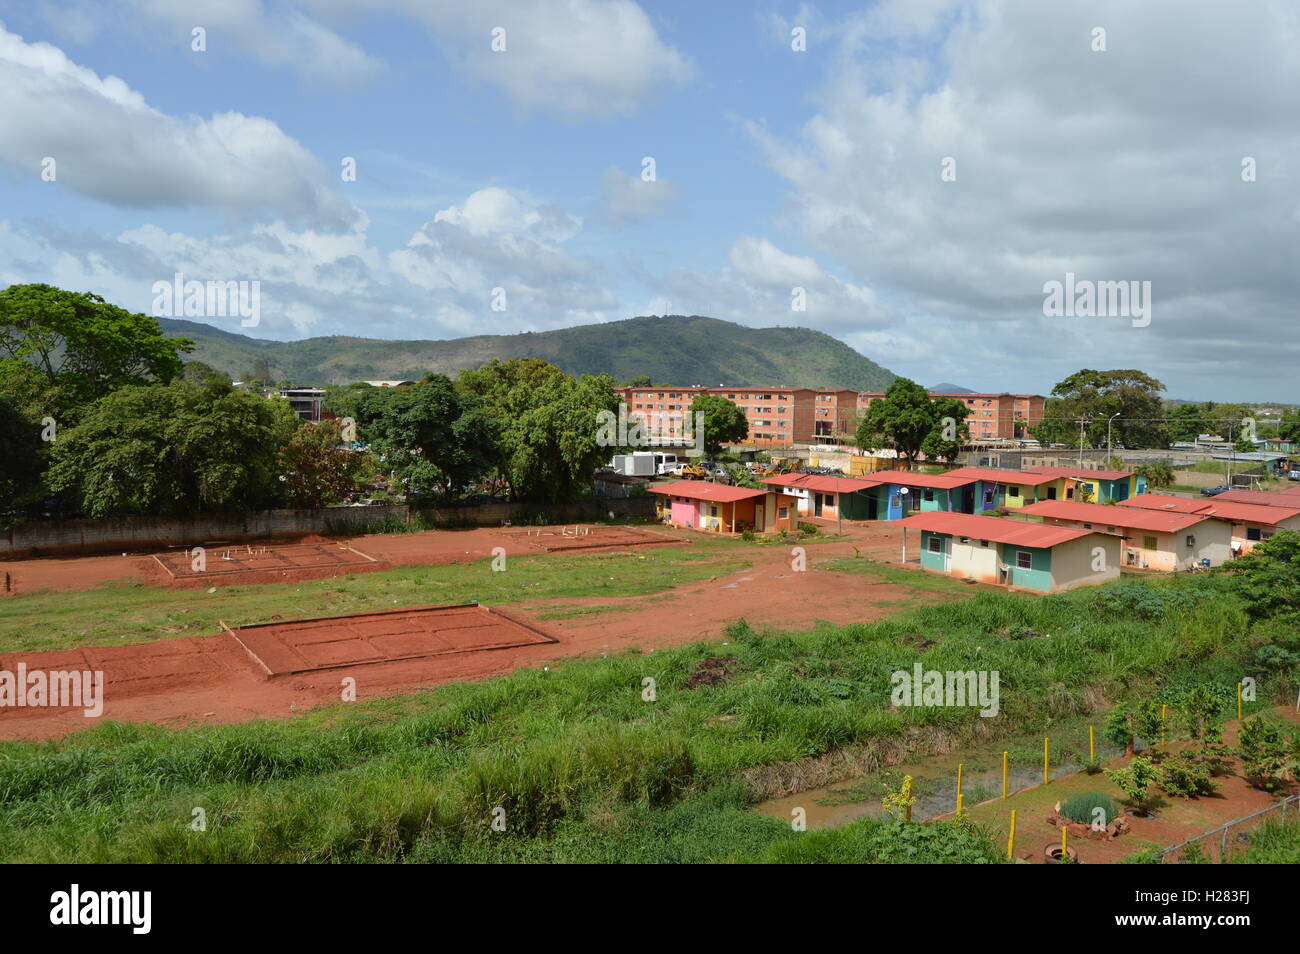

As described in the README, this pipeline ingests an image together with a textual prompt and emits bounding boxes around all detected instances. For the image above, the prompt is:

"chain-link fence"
[1159,793,1299,863]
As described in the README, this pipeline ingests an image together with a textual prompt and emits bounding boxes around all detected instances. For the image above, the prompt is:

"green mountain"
[159,314,899,390]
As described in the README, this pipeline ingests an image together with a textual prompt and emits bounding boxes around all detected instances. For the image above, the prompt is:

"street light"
[898,488,910,563]
[1106,412,1121,464]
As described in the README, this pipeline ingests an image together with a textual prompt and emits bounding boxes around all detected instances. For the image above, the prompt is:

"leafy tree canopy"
[689,393,749,457]
[856,378,967,462]
[0,283,191,418]
[458,358,620,501]
[46,379,296,518]
[1030,369,1167,449]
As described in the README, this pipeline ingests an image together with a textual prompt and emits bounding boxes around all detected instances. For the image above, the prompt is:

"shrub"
[1105,757,1160,813]
[1159,754,1217,798]
[798,522,819,536]
[1060,792,1119,827]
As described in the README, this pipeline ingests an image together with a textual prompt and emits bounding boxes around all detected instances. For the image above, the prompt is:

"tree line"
[0,284,625,523]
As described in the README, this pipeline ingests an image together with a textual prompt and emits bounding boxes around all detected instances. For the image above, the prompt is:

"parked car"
[1200,485,1230,497]
[1287,470,1300,481]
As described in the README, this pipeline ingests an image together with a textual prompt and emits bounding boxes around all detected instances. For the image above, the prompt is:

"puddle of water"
[755,721,1132,830]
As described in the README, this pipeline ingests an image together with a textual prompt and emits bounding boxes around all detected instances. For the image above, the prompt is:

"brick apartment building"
[617,386,819,447]
[617,386,1044,447]
[857,391,1045,441]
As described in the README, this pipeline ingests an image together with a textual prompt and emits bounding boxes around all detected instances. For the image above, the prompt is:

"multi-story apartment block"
[857,391,1045,441]
[617,386,1044,448]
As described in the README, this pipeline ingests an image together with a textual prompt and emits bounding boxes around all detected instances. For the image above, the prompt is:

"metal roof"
[1026,465,1135,482]
[648,480,776,503]
[1018,500,1209,532]
[1216,489,1300,508]
[1118,494,1300,525]
[867,470,980,489]
[940,466,1059,486]
[761,474,882,493]
[896,511,1095,548]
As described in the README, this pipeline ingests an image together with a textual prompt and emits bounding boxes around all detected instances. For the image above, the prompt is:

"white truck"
[608,452,678,476]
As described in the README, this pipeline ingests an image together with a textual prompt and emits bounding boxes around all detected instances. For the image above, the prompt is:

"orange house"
[650,480,799,534]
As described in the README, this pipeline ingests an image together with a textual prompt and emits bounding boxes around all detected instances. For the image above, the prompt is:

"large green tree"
[919,397,971,463]
[458,359,620,501]
[688,393,749,457]
[276,419,368,508]
[0,393,47,518]
[349,376,498,499]
[856,378,963,463]
[0,283,191,418]
[46,379,296,517]
[1029,369,1168,449]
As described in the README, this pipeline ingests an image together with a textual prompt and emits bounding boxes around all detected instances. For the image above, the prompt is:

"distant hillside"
[159,315,899,390]
[928,382,974,393]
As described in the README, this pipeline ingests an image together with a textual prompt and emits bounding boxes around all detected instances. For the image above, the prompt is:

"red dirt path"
[0,521,934,739]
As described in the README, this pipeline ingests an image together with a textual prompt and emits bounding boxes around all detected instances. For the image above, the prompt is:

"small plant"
[1159,753,1217,798]
[881,774,914,822]
[797,522,819,536]
[1179,841,1211,865]
[1083,758,1103,775]
[1105,757,1160,815]
[740,529,755,542]
[1060,792,1119,828]
[1236,716,1297,793]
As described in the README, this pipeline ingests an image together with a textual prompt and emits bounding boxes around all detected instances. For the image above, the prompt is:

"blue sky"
[2,0,1299,400]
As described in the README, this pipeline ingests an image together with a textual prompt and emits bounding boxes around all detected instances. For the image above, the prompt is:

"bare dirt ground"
[0,520,937,738]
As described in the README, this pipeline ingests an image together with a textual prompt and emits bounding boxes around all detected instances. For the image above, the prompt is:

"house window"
[1015,550,1032,569]
[1084,523,1092,530]
[1009,486,1020,497]
[1246,527,1262,541]
[980,540,989,547]
[1047,487,1057,500]
[922,489,935,502]
[709,506,718,517]
[1142,536,1157,550]
[927,536,943,554]
[778,507,789,519]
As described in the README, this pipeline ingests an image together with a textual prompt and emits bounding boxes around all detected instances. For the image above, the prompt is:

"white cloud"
[399,0,694,118]
[0,187,618,341]
[595,167,681,226]
[35,0,384,86]
[643,236,883,331]
[0,24,356,227]
[751,0,1300,396]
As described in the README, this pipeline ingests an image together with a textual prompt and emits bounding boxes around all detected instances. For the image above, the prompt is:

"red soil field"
[225,603,557,676]
[0,520,931,739]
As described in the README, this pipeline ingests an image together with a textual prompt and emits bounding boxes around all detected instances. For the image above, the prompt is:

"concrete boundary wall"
[3,496,658,559]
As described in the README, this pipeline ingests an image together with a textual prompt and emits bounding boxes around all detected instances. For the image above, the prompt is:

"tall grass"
[0,573,1280,863]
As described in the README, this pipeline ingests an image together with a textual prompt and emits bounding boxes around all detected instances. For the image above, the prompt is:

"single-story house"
[939,467,1061,511]
[1013,499,1231,571]
[858,470,981,521]
[1117,493,1300,555]
[649,480,799,534]
[1024,466,1147,503]
[896,511,1120,592]
[760,474,882,519]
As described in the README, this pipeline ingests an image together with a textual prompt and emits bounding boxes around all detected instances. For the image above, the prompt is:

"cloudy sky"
[1,0,1297,400]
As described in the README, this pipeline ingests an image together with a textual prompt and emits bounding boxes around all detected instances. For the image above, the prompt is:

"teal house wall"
[998,542,1053,591]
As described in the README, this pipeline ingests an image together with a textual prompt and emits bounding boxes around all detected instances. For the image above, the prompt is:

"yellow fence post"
[1043,736,1050,784]
[1062,824,1068,857]
[1007,810,1017,859]
[1160,705,1166,745]
[1089,725,1095,763]
[1002,751,1009,799]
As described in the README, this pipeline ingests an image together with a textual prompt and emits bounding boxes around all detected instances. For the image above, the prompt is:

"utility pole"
[1107,412,1121,466]
[1078,418,1089,469]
